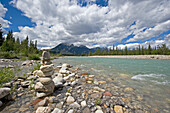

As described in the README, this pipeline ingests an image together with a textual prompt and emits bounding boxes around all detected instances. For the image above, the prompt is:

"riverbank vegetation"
[89,44,170,56]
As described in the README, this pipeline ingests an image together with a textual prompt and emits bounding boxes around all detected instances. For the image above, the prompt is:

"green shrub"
[28,54,40,60]
[33,62,41,71]
[0,67,15,87]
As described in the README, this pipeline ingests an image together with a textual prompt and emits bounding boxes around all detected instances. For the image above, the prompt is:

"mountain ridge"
[50,43,104,55]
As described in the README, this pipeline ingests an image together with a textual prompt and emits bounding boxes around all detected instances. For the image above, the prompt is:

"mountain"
[50,43,104,55]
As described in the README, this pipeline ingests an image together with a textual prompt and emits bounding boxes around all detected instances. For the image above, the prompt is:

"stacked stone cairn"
[35,47,55,98]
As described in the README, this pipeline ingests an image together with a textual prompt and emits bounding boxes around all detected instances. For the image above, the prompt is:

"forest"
[0,24,39,59]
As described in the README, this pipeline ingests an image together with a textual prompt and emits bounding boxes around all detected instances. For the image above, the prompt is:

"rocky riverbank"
[0,58,159,113]
[90,55,170,60]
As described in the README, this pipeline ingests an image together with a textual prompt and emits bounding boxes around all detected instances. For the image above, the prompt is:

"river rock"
[95,110,103,113]
[82,107,91,113]
[39,77,52,85]
[67,109,74,113]
[59,69,70,74]
[27,75,37,80]
[40,65,53,73]
[62,63,71,68]
[34,98,48,109]
[66,96,75,104]
[51,108,63,113]
[103,91,112,96]
[42,51,50,60]
[124,87,134,92]
[69,102,80,108]
[36,107,51,113]
[22,61,32,66]
[36,92,52,98]
[114,105,123,113]
[0,88,11,99]
[35,82,55,92]
[21,81,31,87]
[0,101,2,107]
[81,100,87,107]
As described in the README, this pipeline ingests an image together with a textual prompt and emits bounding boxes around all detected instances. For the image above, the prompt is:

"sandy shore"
[90,55,170,59]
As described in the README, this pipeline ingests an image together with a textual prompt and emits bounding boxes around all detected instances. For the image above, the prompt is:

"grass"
[33,62,41,71]
[0,67,15,87]
[28,54,40,60]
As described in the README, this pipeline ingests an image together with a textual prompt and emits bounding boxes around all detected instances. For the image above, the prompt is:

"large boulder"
[0,88,11,99]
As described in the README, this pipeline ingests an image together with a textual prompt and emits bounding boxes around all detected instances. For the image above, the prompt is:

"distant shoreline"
[89,55,170,60]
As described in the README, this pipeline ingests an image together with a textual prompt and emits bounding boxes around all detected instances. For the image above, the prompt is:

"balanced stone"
[40,65,53,73]
[37,70,54,77]
[35,82,55,92]
[39,77,52,85]
[42,51,50,60]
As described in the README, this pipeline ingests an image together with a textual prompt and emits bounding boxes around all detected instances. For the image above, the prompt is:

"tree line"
[0,24,39,59]
[89,44,170,56]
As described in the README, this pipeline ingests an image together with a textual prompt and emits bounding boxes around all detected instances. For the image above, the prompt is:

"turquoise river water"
[53,56,170,111]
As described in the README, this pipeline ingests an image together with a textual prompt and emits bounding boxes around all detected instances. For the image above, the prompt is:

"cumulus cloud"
[0,3,11,30]
[10,0,170,48]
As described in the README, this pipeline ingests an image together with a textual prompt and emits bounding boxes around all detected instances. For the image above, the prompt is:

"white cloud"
[10,0,170,48]
[0,3,11,30]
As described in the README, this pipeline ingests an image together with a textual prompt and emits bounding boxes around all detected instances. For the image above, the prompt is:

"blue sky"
[0,0,170,49]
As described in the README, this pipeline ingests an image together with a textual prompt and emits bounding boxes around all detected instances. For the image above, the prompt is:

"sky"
[0,0,170,49]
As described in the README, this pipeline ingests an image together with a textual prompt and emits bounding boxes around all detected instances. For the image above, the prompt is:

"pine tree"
[0,24,4,46]
[138,45,141,55]
[125,46,128,55]
[148,44,151,55]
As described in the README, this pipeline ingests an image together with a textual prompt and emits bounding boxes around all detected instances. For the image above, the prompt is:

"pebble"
[114,105,123,113]
[82,107,91,113]
[81,100,87,107]
[51,108,63,113]
[36,107,51,113]
[66,96,75,104]
[67,109,74,113]
[69,102,80,108]
[95,109,103,113]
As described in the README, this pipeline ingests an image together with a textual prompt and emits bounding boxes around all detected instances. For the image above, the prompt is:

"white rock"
[27,75,37,80]
[95,110,103,113]
[68,73,76,77]
[71,81,77,86]
[36,107,51,113]
[81,100,87,107]
[0,88,11,99]
[59,69,70,74]
[69,102,80,108]
[67,109,74,113]
[36,92,51,98]
[62,63,71,68]
[51,108,63,113]
[66,96,75,104]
